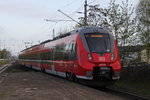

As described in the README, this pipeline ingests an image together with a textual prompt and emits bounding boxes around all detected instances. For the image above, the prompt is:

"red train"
[19,26,121,86]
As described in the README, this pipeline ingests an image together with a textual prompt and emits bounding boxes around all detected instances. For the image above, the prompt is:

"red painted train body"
[19,26,121,86]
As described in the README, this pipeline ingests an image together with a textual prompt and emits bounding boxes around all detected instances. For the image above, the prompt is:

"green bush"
[0,60,11,66]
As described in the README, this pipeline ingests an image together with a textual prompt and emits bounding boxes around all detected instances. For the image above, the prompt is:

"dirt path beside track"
[0,63,131,100]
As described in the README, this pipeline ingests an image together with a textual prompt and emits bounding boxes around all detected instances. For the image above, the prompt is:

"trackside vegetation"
[112,66,150,97]
[0,60,11,67]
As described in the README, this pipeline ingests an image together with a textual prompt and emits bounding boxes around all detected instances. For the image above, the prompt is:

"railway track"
[0,64,10,85]
[1,63,149,100]
[0,64,9,74]
[105,87,150,100]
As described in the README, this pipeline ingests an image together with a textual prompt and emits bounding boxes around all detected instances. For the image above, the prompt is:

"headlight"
[87,53,93,61]
[111,54,115,61]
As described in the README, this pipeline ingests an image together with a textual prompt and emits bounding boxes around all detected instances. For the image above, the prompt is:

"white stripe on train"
[22,64,93,80]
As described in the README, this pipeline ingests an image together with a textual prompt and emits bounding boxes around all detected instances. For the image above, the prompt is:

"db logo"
[99,57,105,61]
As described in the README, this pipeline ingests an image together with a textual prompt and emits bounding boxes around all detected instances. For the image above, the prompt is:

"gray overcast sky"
[0,0,138,56]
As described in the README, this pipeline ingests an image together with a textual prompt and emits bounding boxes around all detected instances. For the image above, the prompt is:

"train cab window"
[85,33,111,53]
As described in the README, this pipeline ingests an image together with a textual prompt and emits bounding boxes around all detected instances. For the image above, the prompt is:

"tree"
[0,49,11,59]
[76,0,136,46]
[87,5,105,26]
[100,0,122,44]
[76,0,122,38]
[76,0,136,64]
[136,0,150,63]
[76,5,105,27]
[100,0,136,46]
[116,0,136,63]
[119,0,136,46]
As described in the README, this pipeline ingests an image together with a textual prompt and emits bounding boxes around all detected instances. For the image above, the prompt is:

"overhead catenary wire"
[88,0,97,5]
[47,1,84,24]
[58,10,81,25]
[48,0,79,19]
[56,1,85,28]
[32,0,86,44]
[39,0,81,31]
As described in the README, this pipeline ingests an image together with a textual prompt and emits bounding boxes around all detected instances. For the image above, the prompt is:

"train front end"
[76,26,121,85]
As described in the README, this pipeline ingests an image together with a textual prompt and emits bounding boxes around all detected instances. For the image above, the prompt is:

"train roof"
[76,26,109,34]
[21,44,38,52]
[20,26,110,52]
[40,39,53,44]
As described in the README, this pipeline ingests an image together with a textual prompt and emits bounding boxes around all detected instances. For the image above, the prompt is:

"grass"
[0,93,6,98]
[10,69,24,73]
[113,79,150,96]
[0,60,11,67]
[110,67,150,97]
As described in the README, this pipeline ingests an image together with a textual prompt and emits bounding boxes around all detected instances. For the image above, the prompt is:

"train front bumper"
[76,67,120,80]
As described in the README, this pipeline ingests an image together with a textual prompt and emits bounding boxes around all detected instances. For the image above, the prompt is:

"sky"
[0,0,138,56]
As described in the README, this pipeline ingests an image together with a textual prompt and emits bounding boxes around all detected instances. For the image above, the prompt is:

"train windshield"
[85,33,111,53]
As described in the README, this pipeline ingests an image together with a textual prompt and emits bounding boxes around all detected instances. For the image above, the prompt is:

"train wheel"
[66,72,75,82]
[66,72,70,79]
[70,73,75,82]
[41,68,45,73]
[74,74,79,83]
[66,72,79,83]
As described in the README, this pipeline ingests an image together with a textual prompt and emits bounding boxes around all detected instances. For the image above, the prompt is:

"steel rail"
[0,64,9,74]
[107,87,150,100]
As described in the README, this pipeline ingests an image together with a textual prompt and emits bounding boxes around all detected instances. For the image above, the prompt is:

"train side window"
[63,44,69,60]
[50,51,52,60]
[33,54,35,60]
[44,52,47,60]
[43,52,45,60]
[68,43,72,51]
[33,53,35,60]
[55,46,59,60]
[52,46,55,60]
[41,53,43,60]
[71,43,74,52]
[60,45,64,60]
[47,52,49,60]
[35,53,37,60]
[70,42,77,60]
[47,52,50,60]
[30,54,31,60]
[63,45,67,60]
[54,45,60,60]
[62,45,65,60]
[40,53,43,60]
[31,54,33,60]
[45,52,47,60]
[65,44,69,52]
[44,52,46,60]
[34,53,36,60]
